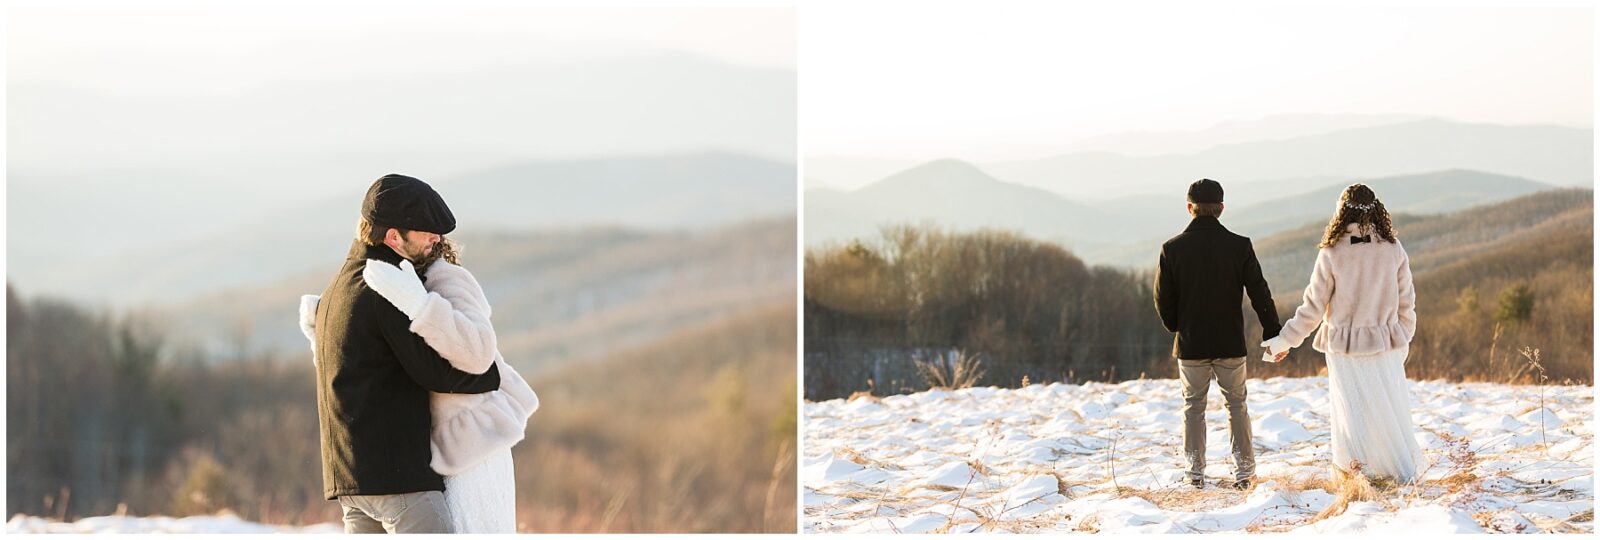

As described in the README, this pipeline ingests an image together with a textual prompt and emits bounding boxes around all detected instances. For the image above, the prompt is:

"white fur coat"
[1277,223,1418,355]
[299,259,539,477]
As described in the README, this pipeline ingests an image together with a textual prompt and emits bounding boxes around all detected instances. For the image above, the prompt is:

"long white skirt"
[1325,346,1425,483]
[442,447,517,533]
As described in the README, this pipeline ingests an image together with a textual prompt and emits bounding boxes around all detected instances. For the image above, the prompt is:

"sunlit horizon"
[802,4,1593,161]
[9,2,796,97]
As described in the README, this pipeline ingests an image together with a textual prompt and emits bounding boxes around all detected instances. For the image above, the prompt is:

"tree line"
[6,284,796,532]
[6,284,332,523]
[804,225,1592,400]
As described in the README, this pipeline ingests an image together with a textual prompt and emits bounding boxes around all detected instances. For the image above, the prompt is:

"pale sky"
[802,3,1594,160]
[8,1,796,96]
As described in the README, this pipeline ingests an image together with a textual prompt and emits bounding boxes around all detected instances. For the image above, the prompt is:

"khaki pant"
[339,491,452,534]
[1179,357,1255,482]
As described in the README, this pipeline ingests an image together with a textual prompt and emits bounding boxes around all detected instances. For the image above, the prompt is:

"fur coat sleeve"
[402,262,498,375]
[1278,247,1334,349]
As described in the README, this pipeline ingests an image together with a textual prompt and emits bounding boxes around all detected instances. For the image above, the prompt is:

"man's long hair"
[356,217,407,246]
[1319,183,1397,248]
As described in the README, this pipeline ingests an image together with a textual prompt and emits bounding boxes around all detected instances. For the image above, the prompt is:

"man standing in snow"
[1153,178,1283,490]
[312,174,501,532]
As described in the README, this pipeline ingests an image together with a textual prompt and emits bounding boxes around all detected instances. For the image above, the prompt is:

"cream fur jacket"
[1275,223,1418,355]
[299,259,539,477]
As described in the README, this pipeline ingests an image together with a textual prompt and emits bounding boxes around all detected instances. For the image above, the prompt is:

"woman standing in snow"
[301,238,539,532]
[1261,184,1425,484]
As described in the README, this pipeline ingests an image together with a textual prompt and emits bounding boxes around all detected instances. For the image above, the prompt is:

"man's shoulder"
[1163,228,1242,246]
[325,264,395,315]
[1162,228,1254,256]
[1161,229,1192,248]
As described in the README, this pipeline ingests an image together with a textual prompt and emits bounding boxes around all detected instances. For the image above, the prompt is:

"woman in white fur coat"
[300,238,538,532]
[1261,183,1425,484]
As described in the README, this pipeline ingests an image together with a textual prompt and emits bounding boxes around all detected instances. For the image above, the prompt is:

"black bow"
[1350,235,1372,244]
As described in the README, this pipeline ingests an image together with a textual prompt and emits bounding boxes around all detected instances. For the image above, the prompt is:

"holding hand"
[364,259,431,320]
[1260,336,1291,363]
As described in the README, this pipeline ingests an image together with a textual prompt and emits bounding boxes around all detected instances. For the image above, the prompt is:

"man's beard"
[396,237,432,263]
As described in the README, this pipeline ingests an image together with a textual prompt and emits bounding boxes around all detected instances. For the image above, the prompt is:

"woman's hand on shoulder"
[364,259,430,320]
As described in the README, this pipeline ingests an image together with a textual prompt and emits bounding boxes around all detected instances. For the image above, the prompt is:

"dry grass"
[1108,484,1246,513]
[835,446,903,471]
[846,390,881,402]
[1073,513,1101,533]
[513,301,797,533]
[915,349,987,390]
[1009,467,1076,500]
[986,512,1074,534]
[1311,463,1382,522]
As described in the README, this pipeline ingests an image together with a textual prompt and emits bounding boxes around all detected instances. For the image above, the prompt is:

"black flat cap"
[361,174,456,234]
[1187,178,1224,204]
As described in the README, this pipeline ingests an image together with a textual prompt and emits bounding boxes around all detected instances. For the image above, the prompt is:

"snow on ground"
[804,377,1593,534]
[6,512,341,534]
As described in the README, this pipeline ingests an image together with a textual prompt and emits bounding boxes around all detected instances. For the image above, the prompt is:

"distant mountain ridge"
[804,114,1434,191]
[1226,169,1552,238]
[9,152,796,307]
[806,160,1558,270]
[983,119,1591,197]
[805,159,1121,253]
[150,216,797,372]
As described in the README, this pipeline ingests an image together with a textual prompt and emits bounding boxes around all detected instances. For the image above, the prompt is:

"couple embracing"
[298,174,539,533]
[1155,179,1424,490]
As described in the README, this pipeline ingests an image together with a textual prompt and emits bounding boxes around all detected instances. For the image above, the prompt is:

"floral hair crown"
[1344,200,1376,211]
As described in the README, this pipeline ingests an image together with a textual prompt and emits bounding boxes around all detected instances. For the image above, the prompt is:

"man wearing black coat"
[1154,178,1282,490]
[314,174,500,533]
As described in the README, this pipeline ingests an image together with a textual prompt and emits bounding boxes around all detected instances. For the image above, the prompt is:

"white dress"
[1269,226,1425,483]
[1325,346,1425,482]
[443,447,517,532]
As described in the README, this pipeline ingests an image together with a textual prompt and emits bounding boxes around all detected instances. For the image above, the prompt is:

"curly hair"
[414,236,461,276]
[1319,183,1396,248]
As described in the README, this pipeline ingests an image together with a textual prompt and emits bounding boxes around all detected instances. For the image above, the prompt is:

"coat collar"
[1183,215,1228,233]
[348,240,405,267]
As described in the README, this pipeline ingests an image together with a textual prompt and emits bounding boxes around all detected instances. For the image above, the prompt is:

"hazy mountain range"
[9,152,796,307]
[982,119,1590,198]
[805,113,1432,190]
[8,50,797,275]
[806,157,1555,269]
[805,159,1111,250]
[1081,169,1555,268]
[808,118,1590,198]
[134,216,795,373]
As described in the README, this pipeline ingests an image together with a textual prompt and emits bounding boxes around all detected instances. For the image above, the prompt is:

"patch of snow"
[1308,503,1483,533]
[6,513,341,534]
[924,461,987,490]
[805,376,1592,534]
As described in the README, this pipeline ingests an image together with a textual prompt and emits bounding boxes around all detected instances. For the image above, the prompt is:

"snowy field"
[6,513,340,534]
[804,377,1593,533]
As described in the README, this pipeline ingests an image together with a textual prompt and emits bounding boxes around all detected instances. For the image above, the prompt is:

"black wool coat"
[314,240,501,500]
[1154,216,1283,360]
